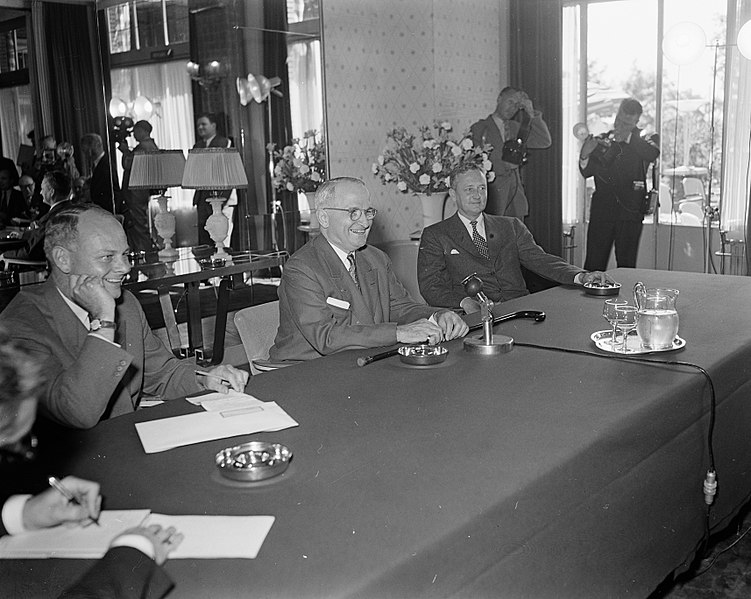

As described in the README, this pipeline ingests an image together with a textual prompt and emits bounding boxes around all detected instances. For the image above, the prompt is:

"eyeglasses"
[322,207,378,221]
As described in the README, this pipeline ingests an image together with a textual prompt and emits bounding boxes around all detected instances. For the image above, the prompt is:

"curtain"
[510,0,563,256]
[0,86,32,169]
[287,39,324,139]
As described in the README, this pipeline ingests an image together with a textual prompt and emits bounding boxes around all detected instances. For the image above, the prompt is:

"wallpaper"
[323,0,507,243]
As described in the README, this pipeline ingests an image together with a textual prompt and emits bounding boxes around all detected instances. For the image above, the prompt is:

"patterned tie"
[470,220,489,259]
[347,253,360,289]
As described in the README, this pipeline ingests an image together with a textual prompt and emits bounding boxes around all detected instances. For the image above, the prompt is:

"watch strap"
[90,319,117,331]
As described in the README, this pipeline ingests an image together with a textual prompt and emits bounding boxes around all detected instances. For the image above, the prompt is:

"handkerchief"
[450,249,460,255]
[327,296,350,310]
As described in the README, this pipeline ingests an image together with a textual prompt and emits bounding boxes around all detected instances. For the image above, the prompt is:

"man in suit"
[192,112,232,246]
[119,120,159,252]
[269,177,468,362]
[0,166,27,227]
[418,163,612,313]
[470,87,551,218]
[0,327,181,599]
[80,133,119,213]
[0,203,248,429]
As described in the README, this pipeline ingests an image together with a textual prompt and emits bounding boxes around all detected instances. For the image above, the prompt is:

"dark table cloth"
[2,268,751,598]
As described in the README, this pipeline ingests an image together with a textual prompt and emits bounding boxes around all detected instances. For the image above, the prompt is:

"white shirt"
[456,211,487,240]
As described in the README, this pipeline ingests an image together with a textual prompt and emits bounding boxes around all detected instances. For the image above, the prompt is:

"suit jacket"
[0,188,27,225]
[269,234,437,361]
[470,113,551,217]
[89,153,120,213]
[192,136,232,205]
[0,279,201,429]
[417,213,582,308]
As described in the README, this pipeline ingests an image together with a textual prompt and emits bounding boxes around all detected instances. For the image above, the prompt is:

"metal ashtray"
[215,441,292,482]
[583,282,621,296]
[398,344,448,366]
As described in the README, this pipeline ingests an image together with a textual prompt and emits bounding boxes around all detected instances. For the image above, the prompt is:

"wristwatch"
[89,318,116,332]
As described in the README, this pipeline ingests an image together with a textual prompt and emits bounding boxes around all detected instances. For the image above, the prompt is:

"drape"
[510,0,563,256]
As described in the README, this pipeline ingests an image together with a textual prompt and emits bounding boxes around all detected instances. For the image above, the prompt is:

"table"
[4,268,751,598]
[123,247,286,363]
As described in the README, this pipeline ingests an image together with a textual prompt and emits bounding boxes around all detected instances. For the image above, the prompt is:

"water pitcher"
[633,282,679,350]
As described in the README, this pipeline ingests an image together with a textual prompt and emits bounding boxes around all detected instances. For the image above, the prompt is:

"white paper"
[187,391,267,413]
[0,511,274,560]
[135,401,298,453]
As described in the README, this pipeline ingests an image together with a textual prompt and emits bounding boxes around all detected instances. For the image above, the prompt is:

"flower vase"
[204,196,230,259]
[154,196,178,262]
[304,192,319,229]
[415,192,446,230]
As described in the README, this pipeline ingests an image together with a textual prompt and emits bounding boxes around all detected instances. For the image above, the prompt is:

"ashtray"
[584,282,621,296]
[398,344,448,366]
[215,441,292,482]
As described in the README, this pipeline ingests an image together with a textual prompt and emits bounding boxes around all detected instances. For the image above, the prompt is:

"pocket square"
[449,249,460,255]
[326,296,350,310]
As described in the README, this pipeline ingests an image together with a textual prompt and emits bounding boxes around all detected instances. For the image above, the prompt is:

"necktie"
[347,253,360,288]
[470,220,489,259]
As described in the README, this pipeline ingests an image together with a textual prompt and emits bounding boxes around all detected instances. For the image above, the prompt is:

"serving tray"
[590,330,686,354]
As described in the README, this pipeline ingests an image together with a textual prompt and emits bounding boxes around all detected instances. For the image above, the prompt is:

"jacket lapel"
[448,214,483,259]
[39,280,89,358]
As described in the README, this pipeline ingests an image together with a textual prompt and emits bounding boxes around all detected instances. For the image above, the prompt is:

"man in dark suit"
[268,177,468,361]
[418,163,612,313]
[470,87,551,218]
[0,203,248,429]
[0,166,27,227]
[80,133,119,213]
[0,327,180,599]
[192,112,232,246]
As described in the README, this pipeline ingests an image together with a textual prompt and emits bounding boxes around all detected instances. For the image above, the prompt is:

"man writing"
[0,203,248,429]
[470,87,551,218]
[269,177,468,361]
[579,98,660,271]
[418,163,612,313]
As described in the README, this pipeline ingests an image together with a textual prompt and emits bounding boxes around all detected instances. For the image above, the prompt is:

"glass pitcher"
[633,282,680,350]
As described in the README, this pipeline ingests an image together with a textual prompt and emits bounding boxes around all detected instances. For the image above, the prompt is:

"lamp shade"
[181,148,249,190]
[738,20,751,60]
[129,150,186,190]
[662,21,706,65]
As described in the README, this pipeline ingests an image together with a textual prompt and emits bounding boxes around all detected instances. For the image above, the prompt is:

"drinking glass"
[613,305,638,353]
[602,299,628,349]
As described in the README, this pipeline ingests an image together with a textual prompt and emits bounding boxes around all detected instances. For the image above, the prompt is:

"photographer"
[470,87,552,218]
[579,98,660,271]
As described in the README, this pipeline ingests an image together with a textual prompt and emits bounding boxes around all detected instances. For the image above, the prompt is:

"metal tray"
[215,441,292,482]
[590,330,686,354]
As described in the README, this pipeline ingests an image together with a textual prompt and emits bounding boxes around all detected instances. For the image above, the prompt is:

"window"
[0,22,27,73]
[286,0,323,139]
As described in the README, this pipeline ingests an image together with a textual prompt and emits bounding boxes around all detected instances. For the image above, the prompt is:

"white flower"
[444,176,451,188]
[397,181,407,191]
[292,158,303,168]
[409,162,420,174]
[299,164,310,175]
[423,139,437,149]
[432,163,442,173]
[461,138,474,150]
[440,121,452,131]
[372,163,379,174]
[286,182,295,191]
[487,171,496,182]
[311,172,321,182]
[451,145,463,156]
[377,155,384,165]
[419,173,431,185]
[483,159,492,171]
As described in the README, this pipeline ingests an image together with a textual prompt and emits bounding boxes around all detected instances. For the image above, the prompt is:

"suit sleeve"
[58,546,174,599]
[527,111,552,149]
[629,130,660,162]
[417,226,466,308]
[513,219,581,284]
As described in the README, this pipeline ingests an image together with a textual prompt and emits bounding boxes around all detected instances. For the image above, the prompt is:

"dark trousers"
[123,189,155,252]
[584,219,643,271]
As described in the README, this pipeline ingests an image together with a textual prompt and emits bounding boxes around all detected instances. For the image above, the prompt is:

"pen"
[47,476,100,526]
[194,370,231,386]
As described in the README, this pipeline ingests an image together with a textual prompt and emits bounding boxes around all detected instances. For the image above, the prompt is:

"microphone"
[572,122,590,141]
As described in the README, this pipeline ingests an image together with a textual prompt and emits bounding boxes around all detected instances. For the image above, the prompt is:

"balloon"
[738,20,751,61]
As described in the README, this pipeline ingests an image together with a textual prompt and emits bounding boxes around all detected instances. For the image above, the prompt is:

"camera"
[590,134,621,167]
[111,116,134,144]
[501,138,528,166]
[41,148,56,165]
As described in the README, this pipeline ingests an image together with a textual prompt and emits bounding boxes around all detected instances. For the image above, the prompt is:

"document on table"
[136,396,298,453]
[0,510,275,559]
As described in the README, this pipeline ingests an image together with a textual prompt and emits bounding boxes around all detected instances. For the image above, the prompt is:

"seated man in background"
[0,166,27,228]
[418,163,613,313]
[0,327,181,598]
[18,174,49,223]
[0,203,248,429]
[269,177,468,362]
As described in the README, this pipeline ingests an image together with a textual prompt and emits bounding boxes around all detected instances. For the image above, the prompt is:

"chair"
[678,201,704,221]
[658,183,674,223]
[682,177,706,201]
[234,300,296,375]
[0,254,48,286]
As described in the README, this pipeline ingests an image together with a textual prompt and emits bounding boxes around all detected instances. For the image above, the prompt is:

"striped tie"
[347,253,360,289]
[470,220,489,259]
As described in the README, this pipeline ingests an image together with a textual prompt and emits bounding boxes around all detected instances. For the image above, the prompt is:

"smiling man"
[0,203,248,429]
[418,163,612,313]
[268,177,468,362]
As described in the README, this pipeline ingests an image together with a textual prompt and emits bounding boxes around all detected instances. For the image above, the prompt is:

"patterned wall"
[323,0,508,243]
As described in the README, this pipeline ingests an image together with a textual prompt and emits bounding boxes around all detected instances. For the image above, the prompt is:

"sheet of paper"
[135,401,298,453]
[0,511,274,560]
[187,391,267,413]
[0,510,150,559]
[146,514,275,559]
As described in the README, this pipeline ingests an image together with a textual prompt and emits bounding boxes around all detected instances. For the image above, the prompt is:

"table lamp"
[129,150,186,261]
[182,148,249,259]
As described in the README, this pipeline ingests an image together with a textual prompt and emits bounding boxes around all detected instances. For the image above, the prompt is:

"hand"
[115,524,184,566]
[459,297,481,315]
[580,271,616,287]
[23,476,101,531]
[518,93,534,116]
[201,364,249,393]
[396,318,444,345]
[435,310,469,340]
[580,136,599,159]
[68,274,116,320]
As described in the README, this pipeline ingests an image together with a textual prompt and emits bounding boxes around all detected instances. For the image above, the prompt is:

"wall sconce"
[186,60,227,89]
[109,95,156,121]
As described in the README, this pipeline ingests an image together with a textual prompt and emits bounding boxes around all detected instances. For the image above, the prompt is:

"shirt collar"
[456,211,486,237]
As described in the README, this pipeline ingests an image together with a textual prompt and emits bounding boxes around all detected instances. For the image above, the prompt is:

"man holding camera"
[579,98,660,271]
[470,87,551,219]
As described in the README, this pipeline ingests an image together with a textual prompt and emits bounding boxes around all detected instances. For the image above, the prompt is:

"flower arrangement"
[372,121,495,195]
[268,130,327,194]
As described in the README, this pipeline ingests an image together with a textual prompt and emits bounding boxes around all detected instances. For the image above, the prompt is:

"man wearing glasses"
[269,177,468,361]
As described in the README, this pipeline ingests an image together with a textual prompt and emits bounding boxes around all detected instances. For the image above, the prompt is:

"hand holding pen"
[21,476,102,531]
[195,365,250,393]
